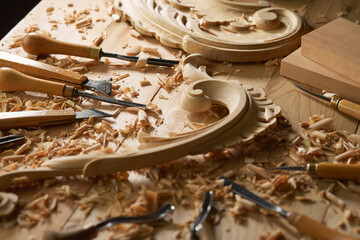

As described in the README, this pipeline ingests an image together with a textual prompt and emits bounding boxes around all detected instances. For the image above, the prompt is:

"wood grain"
[301,17,360,82]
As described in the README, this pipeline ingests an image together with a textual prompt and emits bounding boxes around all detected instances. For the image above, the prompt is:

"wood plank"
[301,17,360,82]
[280,48,360,104]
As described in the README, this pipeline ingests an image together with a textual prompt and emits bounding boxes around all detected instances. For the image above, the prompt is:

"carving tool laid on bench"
[0,51,112,96]
[0,108,112,130]
[221,176,359,240]
[22,32,180,67]
[268,163,360,181]
[0,133,25,152]
[295,83,360,121]
[0,67,147,109]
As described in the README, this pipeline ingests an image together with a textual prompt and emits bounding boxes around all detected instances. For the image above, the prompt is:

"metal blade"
[101,51,179,67]
[0,134,25,147]
[294,84,331,102]
[190,191,213,239]
[74,108,113,120]
[95,203,175,230]
[220,176,290,218]
[75,89,147,109]
[267,166,307,171]
[83,78,112,96]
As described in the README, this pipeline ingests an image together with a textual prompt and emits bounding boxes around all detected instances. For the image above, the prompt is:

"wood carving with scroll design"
[114,0,307,62]
[0,54,281,191]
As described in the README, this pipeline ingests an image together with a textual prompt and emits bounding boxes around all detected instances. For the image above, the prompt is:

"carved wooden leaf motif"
[0,54,281,191]
[115,0,307,62]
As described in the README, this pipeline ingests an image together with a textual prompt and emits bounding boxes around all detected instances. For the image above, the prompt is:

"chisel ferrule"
[330,96,342,109]
[89,46,102,60]
[306,163,318,175]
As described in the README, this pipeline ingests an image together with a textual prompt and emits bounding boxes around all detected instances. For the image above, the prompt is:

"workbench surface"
[0,0,359,239]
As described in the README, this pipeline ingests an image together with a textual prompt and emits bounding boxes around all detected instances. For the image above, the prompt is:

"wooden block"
[280,48,360,104]
[301,18,360,82]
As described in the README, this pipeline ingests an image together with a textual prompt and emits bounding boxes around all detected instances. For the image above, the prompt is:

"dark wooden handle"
[43,225,97,240]
[317,163,360,180]
[0,51,87,87]
[288,212,359,240]
[0,67,75,97]
[22,32,101,60]
[0,109,75,130]
[337,99,360,121]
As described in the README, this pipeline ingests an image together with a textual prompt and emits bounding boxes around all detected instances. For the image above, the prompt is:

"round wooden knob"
[253,10,280,30]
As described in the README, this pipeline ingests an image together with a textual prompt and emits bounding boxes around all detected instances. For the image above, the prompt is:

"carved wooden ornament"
[114,0,307,62]
[0,54,281,190]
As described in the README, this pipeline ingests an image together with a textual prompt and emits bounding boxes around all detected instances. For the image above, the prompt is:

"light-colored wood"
[43,225,97,240]
[0,109,76,130]
[288,212,359,240]
[0,51,88,88]
[301,18,360,82]
[22,33,101,60]
[115,0,307,62]
[316,163,360,180]
[0,67,75,97]
[280,48,360,104]
[337,99,360,121]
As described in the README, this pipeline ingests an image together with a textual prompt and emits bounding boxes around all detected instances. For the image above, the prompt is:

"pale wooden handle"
[0,109,75,130]
[289,212,359,240]
[317,163,360,180]
[22,33,101,60]
[337,99,360,121]
[0,67,75,97]
[0,51,87,86]
[43,225,97,240]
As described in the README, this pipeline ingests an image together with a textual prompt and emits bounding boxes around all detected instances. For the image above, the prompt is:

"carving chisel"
[0,108,112,130]
[0,67,147,109]
[295,83,360,120]
[268,163,360,181]
[0,133,25,152]
[0,51,112,96]
[220,176,359,240]
[22,33,180,67]
[43,203,175,240]
[190,191,214,240]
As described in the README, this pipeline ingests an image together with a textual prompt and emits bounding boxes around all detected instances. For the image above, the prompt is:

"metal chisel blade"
[74,108,113,119]
[83,78,112,96]
[294,84,331,102]
[220,176,290,218]
[267,166,307,171]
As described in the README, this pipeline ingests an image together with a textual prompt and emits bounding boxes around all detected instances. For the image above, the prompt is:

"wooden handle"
[0,67,75,97]
[288,212,359,240]
[0,109,75,130]
[317,163,360,180]
[22,32,101,60]
[337,99,360,121]
[0,51,88,87]
[43,225,97,240]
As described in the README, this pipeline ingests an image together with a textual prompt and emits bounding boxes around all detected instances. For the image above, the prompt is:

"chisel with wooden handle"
[0,108,112,130]
[0,51,112,96]
[295,83,360,121]
[22,32,179,67]
[268,163,360,181]
[0,67,147,109]
[221,176,360,240]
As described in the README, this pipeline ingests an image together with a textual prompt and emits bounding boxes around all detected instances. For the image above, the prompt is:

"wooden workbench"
[0,0,359,239]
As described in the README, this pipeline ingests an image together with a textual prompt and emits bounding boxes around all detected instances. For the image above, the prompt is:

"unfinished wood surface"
[115,0,307,62]
[301,17,360,82]
[280,48,360,104]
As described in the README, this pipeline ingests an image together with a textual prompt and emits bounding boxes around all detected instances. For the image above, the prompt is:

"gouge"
[22,33,179,67]
[0,108,112,130]
[0,67,147,109]
[221,176,359,240]
[268,163,360,181]
[0,133,25,152]
[295,83,360,120]
[43,203,175,240]
[0,51,112,96]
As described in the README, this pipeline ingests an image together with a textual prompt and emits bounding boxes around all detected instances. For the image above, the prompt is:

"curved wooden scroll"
[114,0,307,62]
[0,54,280,191]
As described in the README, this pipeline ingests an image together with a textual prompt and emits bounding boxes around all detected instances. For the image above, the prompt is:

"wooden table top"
[0,0,359,239]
